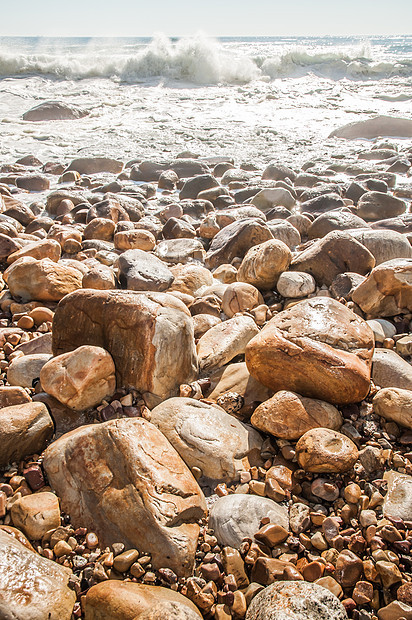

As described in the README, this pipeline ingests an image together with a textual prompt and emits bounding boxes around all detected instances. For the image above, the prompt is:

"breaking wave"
[0,33,411,84]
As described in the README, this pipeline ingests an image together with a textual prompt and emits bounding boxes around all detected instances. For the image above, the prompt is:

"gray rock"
[22,101,88,121]
[150,397,262,483]
[209,494,288,549]
[7,353,52,388]
[155,238,206,264]
[289,502,311,534]
[308,210,368,239]
[383,470,412,522]
[372,349,412,390]
[350,229,412,265]
[197,315,259,372]
[367,319,396,343]
[357,191,406,222]
[118,249,174,292]
[245,581,347,620]
[266,219,301,249]
[276,271,316,298]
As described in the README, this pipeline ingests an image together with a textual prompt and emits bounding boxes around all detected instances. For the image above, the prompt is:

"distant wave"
[0,33,411,84]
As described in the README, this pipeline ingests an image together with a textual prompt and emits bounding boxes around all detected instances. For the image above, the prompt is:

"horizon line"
[0,32,410,38]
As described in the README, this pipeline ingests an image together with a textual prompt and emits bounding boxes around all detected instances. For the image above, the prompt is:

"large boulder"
[5,257,83,302]
[22,101,88,121]
[352,259,412,317]
[52,290,198,405]
[40,345,116,411]
[350,229,412,265]
[0,402,53,467]
[84,582,202,620]
[329,115,412,139]
[245,297,374,405]
[209,494,288,549]
[43,418,206,577]
[0,528,76,620]
[117,250,174,292]
[245,581,347,620]
[356,191,406,221]
[290,231,375,286]
[150,397,262,483]
[206,219,273,269]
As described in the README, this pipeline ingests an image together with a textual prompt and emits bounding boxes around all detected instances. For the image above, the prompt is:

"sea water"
[0,34,411,166]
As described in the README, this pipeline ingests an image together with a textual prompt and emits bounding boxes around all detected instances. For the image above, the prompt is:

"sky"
[1,0,411,37]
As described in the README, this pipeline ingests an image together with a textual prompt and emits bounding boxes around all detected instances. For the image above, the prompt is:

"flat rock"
[43,418,206,577]
[0,385,31,407]
[372,348,412,390]
[84,581,202,620]
[209,494,288,549]
[352,258,412,317]
[290,230,375,286]
[11,492,60,540]
[356,191,406,222]
[65,157,124,175]
[22,101,88,121]
[383,470,412,522]
[197,315,259,372]
[155,238,206,264]
[118,249,174,292]
[245,297,374,405]
[251,390,342,440]
[40,345,116,411]
[246,581,347,620]
[52,290,198,405]
[329,115,412,139]
[150,397,263,482]
[0,528,75,619]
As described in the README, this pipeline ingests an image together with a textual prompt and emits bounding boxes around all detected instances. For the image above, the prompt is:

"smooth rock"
[43,418,206,576]
[221,282,263,318]
[207,361,273,409]
[169,264,213,296]
[40,345,116,411]
[7,353,52,388]
[0,529,75,619]
[5,257,83,302]
[245,581,347,620]
[22,101,88,121]
[155,238,205,264]
[0,402,53,467]
[373,387,412,430]
[350,229,412,265]
[52,290,198,405]
[276,271,316,298]
[11,492,60,540]
[197,315,259,372]
[0,385,31,407]
[237,239,292,290]
[118,249,174,292]
[245,297,374,405]
[150,397,263,482]
[382,470,412,522]
[352,258,412,317]
[372,349,412,390]
[329,115,412,139]
[252,188,296,211]
[206,219,273,269]
[357,192,406,221]
[296,428,359,473]
[209,494,288,549]
[7,238,61,265]
[65,157,124,175]
[251,391,342,440]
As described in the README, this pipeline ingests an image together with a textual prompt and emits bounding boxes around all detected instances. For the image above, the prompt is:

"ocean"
[0,34,411,166]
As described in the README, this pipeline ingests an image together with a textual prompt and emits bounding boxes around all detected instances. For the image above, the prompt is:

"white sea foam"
[0,34,411,84]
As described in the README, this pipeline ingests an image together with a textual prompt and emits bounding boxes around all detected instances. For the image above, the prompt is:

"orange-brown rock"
[84,582,202,620]
[52,289,198,405]
[222,282,264,318]
[237,239,292,290]
[0,402,53,467]
[296,429,359,473]
[43,418,206,577]
[245,297,374,405]
[5,257,83,301]
[6,238,61,264]
[352,258,412,317]
[251,391,342,439]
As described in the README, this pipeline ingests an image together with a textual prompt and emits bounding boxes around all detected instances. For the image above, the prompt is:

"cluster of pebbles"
[0,136,412,620]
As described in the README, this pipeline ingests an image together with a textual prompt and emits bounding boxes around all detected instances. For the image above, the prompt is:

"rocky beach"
[0,94,411,620]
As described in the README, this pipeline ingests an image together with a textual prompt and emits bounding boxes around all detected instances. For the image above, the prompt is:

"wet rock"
[245,581,347,620]
[350,229,412,265]
[43,418,206,577]
[237,239,292,290]
[40,345,116,411]
[16,174,50,191]
[372,349,412,390]
[373,387,412,430]
[11,492,60,540]
[209,494,288,549]
[7,238,61,265]
[5,257,83,301]
[290,230,375,286]
[328,115,412,139]
[118,249,174,292]
[352,258,412,317]
[296,428,359,473]
[150,397,262,482]
[251,391,342,439]
[252,188,296,211]
[308,209,368,239]
[65,157,124,175]
[0,529,76,619]
[84,581,202,619]
[22,101,88,121]
[52,290,198,404]
[245,297,374,405]
[0,402,53,467]
[197,315,258,372]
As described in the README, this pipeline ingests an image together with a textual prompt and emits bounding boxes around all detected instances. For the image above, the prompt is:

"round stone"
[296,429,359,473]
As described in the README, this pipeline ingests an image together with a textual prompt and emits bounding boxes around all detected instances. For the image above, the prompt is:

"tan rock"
[7,353,52,387]
[114,229,156,251]
[40,345,116,411]
[207,361,273,409]
[197,315,258,372]
[251,188,296,211]
[7,238,61,264]
[193,313,221,339]
[352,258,412,317]
[222,282,264,318]
[84,217,116,241]
[134,601,202,620]
[65,157,124,175]
[296,428,359,473]
[11,492,60,540]
[372,348,412,390]
[0,402,53,467]
[378,600,412,620]
[52,290,198,405]
[383,470,412,522]
[5,257,83,302]
[237,239,292,290]
[150,397,262,482]
[169,263,214,296]
[43,418,206,576]
[84,581,202,620]
[206,218,273,269]
[373,387,412,430]
[0,385,31,407]
[0,529,75,620]
[82,265,117,290]
[251,391,342,439]
[245,297,374,405]
[290,230,375,286]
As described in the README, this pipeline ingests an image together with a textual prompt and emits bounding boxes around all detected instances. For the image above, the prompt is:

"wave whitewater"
[0,34,411,84]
